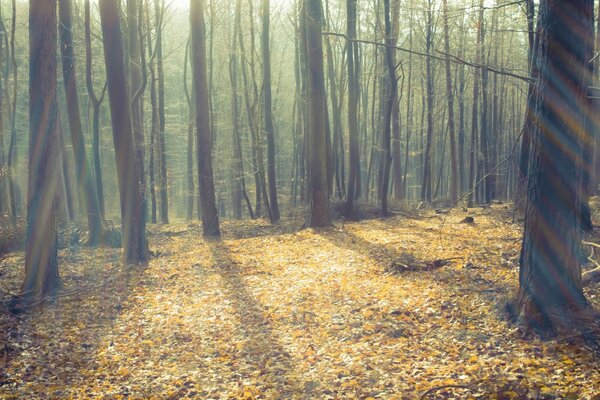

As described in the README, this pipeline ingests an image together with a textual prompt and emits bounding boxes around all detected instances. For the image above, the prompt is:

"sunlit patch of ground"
[1,205,599,399]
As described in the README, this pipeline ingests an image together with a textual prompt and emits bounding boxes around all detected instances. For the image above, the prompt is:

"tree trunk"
[183,38,195,221]
[344,0,359,217]
[20,0,61,307]
[442,0,458,202]
[517,0,592,331]
[59,0,104,245]
[262,0,280,223]
[99,0,150,263]
[84,0,107,221]
[190,0,220,237]
[468,1,484,208]
[420,1,434,202]
[378,0,396,216]
[305,0,330,227]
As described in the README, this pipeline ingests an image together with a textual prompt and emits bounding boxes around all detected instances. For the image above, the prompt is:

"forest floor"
[1,204,600,399]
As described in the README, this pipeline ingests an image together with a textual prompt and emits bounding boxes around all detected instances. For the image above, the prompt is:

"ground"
[1,205,599,399]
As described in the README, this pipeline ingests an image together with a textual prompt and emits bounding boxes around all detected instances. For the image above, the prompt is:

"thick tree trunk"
[20,0,61,307]
[517,0,592,331]
[191,0,220,237]
[99,0,150,263]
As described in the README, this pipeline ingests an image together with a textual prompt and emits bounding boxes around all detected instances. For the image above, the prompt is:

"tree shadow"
[207,241,301,396]
[0,246,140,395]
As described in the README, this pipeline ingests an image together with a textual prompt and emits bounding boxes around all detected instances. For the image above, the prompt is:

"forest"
[0,0,599,398]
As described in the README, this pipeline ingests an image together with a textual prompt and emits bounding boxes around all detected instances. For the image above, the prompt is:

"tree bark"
[517,0,593,330]
[191,0,220,237]
[99,0,150,263]
[84,0,107,221]
[261,0,280,223]
[344,0,360,217]
[59,0,104,245]
[20,0,61,307]
[442,0,458,202]
[305,0,330,227]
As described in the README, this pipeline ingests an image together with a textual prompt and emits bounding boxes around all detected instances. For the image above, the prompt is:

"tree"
[442,0,458,202]
[344,0,360,217]
[84,0,107,221]
[154,0,168,223]
[19,0,61,307]
[378,0,397,216]
[99,0,150,263]
[420,0,434,202]
[191,0,220,237]
[261,0,280,223]
[58,0,104,245]
[305,0,330,227]
[517,0,593,330]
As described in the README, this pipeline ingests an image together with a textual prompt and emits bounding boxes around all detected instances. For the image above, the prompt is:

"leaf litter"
[0,205,599,399]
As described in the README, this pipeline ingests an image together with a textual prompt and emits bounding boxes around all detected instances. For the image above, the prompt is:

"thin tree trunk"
[442,0,458,202]
[344,0,359,217]
[262,0,280,223]
[59,0,104,245]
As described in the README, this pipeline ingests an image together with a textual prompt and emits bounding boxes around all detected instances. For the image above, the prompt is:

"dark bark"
[305,0,330,227]
[261,0,280,223]
[59,0,103,245]
[344,0,359,217]
[420,1,434,202]
[378,0,396,216]
[191,0,220,237]
[517,0,592,330]
[84,0,107,221]
[99,0,150,263]
[155,0,168,223]
[442,0,458,202]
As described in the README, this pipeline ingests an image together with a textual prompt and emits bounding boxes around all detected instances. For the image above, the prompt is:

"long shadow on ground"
[207,241,301,396]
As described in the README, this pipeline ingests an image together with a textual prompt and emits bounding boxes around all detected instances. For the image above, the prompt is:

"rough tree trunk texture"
[20,0,61,307]
[442,0,458,202]
[305,0,330,227]
[261,0,280,223]
[99,0,150,264]
[517,0,593,330]
[344,0,359,217]
[378,0,396,216]
[190,0,220,237]
[59,0,103,245]
[84,0,106,221]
